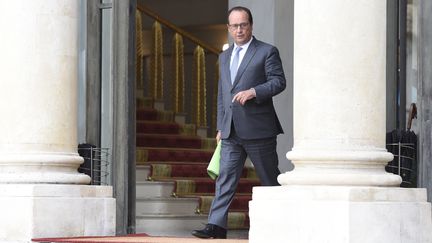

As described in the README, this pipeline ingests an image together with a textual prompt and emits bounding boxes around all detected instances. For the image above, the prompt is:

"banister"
[137,4,222,56]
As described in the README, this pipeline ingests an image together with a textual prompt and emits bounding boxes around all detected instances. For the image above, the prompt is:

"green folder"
[207,141,221,180]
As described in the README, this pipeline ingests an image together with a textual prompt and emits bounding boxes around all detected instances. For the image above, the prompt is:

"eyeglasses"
[228,22,250,31]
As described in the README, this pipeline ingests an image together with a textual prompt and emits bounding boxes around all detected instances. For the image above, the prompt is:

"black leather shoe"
[191,224,227,239]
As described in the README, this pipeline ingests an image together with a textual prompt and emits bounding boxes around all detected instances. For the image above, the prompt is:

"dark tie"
[230,47,242,84]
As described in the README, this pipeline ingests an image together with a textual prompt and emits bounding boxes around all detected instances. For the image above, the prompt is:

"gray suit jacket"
[217,38,286,140]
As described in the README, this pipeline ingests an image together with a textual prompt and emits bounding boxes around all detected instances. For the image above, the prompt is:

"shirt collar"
[233,36,253,52]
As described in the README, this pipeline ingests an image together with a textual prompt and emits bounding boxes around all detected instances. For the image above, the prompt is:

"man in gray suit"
[192,6,286,239]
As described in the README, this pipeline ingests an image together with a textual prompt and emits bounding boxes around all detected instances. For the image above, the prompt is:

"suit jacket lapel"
[224,46,233,88]
[232,39,257,89]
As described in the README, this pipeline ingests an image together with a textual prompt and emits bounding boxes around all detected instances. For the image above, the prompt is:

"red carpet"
[137,147,213,163]
[148,163,255,178]
[137,134,203,148]
[33,234,248,243]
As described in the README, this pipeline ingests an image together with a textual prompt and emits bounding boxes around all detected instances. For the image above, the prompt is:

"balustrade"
[136,5,222,135]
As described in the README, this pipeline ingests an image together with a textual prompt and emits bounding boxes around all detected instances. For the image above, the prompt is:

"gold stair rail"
[137,4,221,56]
[150,21,164,100]
[136,10,146,92]
[191,46,207,127]
[172,33,185,114]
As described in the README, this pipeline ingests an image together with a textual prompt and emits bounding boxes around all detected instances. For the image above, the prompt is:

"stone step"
[136,181,174,198]
[135,214,207,236]
[136,165,150,182]
[136,147,213,163]
[135,214,249,239]
[136,108,174,122]
[136,133,202,149]
[136,97,153,108]
[136,197,199,215]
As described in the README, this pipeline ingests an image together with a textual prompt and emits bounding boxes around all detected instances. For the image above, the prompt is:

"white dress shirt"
[230,37,253,69]
[229,37,256,97]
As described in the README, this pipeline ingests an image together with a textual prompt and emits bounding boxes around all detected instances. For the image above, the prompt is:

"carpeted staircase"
[135,98,259,237]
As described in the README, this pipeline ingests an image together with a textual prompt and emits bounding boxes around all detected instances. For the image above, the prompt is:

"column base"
[0,152,91,184]
[278,169,402,187]
[282,149,402,186]
[249,186,432,243]
[0,184,116,243]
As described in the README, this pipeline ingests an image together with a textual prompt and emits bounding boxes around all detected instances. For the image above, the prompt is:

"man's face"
[228,10,252,46]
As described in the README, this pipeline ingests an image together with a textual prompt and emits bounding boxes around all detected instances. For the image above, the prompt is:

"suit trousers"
[208,126,281,228]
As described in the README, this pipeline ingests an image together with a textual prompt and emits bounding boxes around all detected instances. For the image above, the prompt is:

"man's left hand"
[232,88,256,106]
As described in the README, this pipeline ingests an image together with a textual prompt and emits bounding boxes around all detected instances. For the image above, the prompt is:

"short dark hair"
[228,6,253,25]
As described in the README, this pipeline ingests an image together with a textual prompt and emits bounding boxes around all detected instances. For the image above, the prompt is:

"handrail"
[137,4,222,56]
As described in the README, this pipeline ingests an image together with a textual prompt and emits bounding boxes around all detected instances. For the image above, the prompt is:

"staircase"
[135,97,258,238]
[134,4,254,238]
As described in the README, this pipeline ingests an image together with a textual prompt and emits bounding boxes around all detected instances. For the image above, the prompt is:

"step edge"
[136,214,206,218]
[137,146,213,152]
[136,197,199,202]
[136,181,175,185]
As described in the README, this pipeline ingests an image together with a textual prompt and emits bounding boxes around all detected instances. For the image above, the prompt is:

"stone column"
[418,0,432,208]
[249,1,432,242]
[0,0,89,184]
[0,1,115,242]
[277,0,401,187]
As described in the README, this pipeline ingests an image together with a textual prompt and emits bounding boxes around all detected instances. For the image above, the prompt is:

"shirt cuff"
[250,88,256,97]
